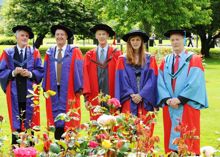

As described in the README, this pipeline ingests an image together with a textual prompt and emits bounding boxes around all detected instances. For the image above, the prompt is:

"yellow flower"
[102,140,112,149]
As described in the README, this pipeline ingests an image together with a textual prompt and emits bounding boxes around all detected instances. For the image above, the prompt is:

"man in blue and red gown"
[0,25,44,144]
[157,29,208,155]
[83,24,122,120]
[42,25,83,140]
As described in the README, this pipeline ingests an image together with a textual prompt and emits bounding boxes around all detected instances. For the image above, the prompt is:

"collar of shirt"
[98,44,108,59]
[55,44,67,58]
[17,44,26,54]
[173,49,185,59]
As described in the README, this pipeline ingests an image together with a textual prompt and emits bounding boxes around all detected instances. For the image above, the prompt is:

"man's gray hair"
[15,30,21,38]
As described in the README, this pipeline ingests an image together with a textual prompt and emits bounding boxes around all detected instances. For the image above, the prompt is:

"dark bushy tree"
[2,0,99,48]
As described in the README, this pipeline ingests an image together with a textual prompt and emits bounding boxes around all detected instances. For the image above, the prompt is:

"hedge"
[0,37,17,45]
[38,45,96,56]
[0,36,36,45]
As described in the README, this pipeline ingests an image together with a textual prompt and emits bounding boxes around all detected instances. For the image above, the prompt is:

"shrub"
[38,45,96,57]
[38,46,48,56]
[79,46,96,55]
[0,37,16,45]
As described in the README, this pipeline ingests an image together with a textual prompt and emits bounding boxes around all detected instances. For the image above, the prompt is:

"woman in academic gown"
[115,30,158,136]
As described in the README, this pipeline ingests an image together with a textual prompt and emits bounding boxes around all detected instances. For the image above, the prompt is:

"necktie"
[57,49,62,84]
[172,55,179,91]
[100,48,105,63]
[20,49,23,62]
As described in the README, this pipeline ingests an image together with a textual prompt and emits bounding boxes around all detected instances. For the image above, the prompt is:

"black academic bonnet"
[90,24,115,37]
[122,30,149,43]
[51,24,73,40]
[164,29,191,38]
[12,25,34,39]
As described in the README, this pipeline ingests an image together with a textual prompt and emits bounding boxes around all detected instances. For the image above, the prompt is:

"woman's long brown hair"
[126,36,146,66]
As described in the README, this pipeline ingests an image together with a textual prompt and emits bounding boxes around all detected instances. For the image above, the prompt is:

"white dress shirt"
[98,44,108,61]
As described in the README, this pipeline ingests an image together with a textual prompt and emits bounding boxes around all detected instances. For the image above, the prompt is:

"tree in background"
[1,0,99,48]
[84,0,220,57]
[191,0,220,57]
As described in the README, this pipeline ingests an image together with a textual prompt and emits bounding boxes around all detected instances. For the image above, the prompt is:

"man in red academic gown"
[83,24,122,120]
[42,25,83,140]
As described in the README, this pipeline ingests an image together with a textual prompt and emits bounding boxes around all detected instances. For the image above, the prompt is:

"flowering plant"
[13,87,160,156]
[171,121,200,156]
[87,92,121,117]
[43,92,160,156]
[0,115,7,153]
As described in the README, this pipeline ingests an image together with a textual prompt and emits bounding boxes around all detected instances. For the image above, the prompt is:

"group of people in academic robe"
[0,23,208,155]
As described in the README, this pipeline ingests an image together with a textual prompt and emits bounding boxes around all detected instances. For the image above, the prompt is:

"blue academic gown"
[0,46,44,131]
[42,45,83,129]
[157,50,208,154]
[115,54,158,116]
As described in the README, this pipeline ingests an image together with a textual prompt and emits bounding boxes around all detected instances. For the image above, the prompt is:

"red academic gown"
[83,46,121,120]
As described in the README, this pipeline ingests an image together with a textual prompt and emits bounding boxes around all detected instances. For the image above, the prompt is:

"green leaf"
[119,143,130,153]
[55,113,67,122]
[26,94,33,98]
[57,140,68,151]
[97,149,106,155]
[35,143,44,152]
[43,92,49,99]
[48,125,56,132]
[50,143,61,154]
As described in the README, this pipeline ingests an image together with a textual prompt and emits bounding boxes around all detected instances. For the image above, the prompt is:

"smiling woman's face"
[129,36,142,51]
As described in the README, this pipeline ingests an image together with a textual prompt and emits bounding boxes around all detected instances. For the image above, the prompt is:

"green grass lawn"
[0,44,220,155]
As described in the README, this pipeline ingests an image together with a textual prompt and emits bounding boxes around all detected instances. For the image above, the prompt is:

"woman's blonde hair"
[126,36,146,66]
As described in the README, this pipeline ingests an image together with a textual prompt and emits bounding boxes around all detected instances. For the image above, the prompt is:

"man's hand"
[13,67,23,76]
[169,98,181,109]
[20,69,31,77]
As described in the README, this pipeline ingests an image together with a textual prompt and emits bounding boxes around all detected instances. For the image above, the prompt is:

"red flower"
[134,118,141,125]
[174,125,182,132]
[43,133,49,141]
[44,141,51,153]
[153,136,160,143]
[116,140,124,149]
[89,141,99,148]
[107,98,121,108]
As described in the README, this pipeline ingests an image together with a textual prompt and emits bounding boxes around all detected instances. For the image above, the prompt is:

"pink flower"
[89,141,99,148]
[96,133,108,140]
[14,147,37,157]
[107,98,121,108]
